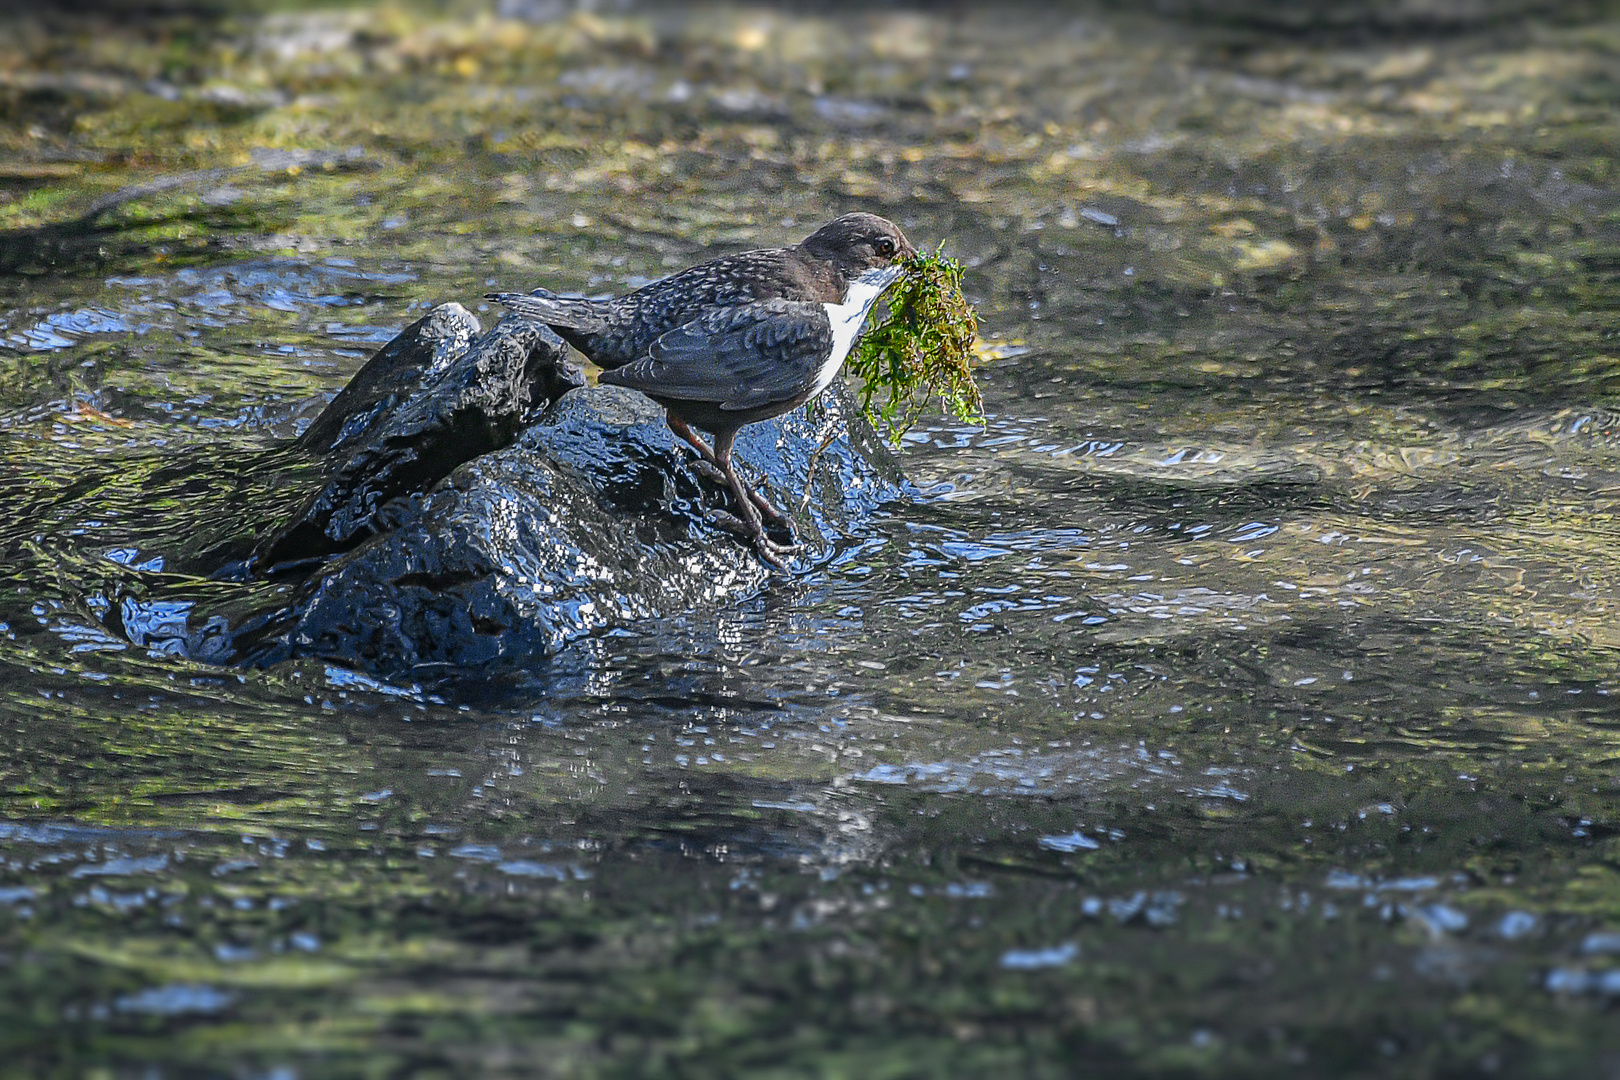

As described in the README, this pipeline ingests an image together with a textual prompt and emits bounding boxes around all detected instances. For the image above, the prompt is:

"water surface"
[2,4,1619,1076]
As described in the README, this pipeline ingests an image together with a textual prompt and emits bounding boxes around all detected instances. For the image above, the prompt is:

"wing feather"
[599,301,833,411]
[484,289,608,333]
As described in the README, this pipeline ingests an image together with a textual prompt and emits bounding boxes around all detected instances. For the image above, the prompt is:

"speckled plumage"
[484,212,917,569]
[485,213,913,375]
[596,264,898,434]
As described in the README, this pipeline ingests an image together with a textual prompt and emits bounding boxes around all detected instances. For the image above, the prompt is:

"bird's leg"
[704,429,803,570]
[664,414,730,486]
[666,413,796,541]
[665,413,718,464]
[742,480,797,540]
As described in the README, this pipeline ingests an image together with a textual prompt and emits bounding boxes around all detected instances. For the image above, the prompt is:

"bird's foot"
[689,458,798,542]
[707,511,803,570]
[749,491,798,540]
[689,458,728,486]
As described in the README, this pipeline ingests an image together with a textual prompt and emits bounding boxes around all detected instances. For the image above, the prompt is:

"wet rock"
[237,381,902,675]
[255,303,585,570]
[225,297,903,675]
[294,302,484,456]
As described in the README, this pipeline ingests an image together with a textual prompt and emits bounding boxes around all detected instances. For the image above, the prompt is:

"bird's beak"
[858,264,905,290]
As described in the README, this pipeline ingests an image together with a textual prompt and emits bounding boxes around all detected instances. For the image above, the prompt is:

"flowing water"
[2,4,1619,1076]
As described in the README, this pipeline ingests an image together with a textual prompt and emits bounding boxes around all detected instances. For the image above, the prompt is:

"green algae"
[848,246,983,445]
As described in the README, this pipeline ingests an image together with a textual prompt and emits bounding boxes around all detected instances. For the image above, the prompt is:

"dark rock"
[236,382,903,675]
[255,303,584,571]
[90,299,903,674]
[294,302,484,457]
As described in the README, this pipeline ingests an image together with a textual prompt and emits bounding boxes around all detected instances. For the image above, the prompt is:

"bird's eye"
[875,237,895,257]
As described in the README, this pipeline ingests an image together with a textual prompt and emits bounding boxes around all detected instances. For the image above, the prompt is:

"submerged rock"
[230,304,904,675]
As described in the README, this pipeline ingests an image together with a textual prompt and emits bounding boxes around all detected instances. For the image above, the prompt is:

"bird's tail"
[484,289,608,333]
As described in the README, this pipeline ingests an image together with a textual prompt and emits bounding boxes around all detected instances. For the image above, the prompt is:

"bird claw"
[751,493,798,539]
[689,459,728,486]
[706,511,803,570]
[706,509,749,536]
[688,457,797,541]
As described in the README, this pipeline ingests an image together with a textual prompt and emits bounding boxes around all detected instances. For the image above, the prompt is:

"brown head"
[797,213,917,281]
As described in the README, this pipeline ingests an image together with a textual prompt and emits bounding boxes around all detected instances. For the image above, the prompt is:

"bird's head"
[798,213,917,281]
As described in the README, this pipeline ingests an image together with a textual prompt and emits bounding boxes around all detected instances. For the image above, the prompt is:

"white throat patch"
[813,264,903,397]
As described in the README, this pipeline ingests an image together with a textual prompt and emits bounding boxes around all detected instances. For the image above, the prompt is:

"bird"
[485,212,917,568]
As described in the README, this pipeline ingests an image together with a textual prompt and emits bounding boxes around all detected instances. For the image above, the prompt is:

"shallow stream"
[2,4,1619,1076]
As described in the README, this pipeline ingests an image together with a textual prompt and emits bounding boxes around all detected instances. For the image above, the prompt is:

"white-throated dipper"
[485,212,916,568]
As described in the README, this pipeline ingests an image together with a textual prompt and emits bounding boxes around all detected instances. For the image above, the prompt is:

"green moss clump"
[847,245,983,445]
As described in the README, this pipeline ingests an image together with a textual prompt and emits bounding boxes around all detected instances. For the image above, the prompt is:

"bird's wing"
[599,300,834,412]
[484,289,608,333]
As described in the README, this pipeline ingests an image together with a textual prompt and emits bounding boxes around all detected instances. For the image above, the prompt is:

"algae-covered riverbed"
[3,2,1620,1076]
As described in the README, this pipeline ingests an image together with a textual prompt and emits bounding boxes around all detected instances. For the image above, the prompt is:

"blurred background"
[3,2,1620,1078]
